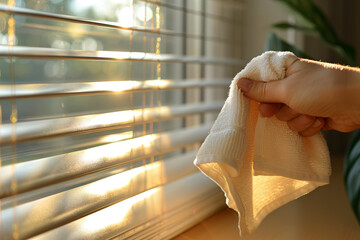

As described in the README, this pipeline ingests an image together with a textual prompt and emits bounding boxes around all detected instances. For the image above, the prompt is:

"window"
[0,0,243,239]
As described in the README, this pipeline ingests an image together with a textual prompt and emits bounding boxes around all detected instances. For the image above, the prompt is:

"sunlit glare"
[69,0,153,29]
[86,163,158,195]
[116,7,134,28]
[96,51,146,60]
[68,24,86,38]
[144,80,170,88]
[70,0,111,16]
[142,106,170,119]
[130,52,146,59]
[7,16,15,46]
[87,109,142,126]
[89,81,140,92]
[81,188,159,232]
[1,35,17,46]
[136,4,153,22]
[81,134,157,164]
[101,131,133,143]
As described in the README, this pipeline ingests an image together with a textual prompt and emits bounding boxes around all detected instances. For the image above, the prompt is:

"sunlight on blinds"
[80,188,161,232]
[85,164,160,195]
[0,0,244,239]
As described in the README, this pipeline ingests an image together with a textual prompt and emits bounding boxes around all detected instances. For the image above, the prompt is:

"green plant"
[345,130,360,224]
[265,0,357,66]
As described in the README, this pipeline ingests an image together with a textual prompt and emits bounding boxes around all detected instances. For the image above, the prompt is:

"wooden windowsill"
[173,158,360,240]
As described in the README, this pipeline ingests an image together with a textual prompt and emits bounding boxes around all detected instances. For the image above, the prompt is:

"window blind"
[0,0,244,239]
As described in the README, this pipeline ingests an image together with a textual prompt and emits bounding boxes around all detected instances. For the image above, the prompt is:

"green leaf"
[273,0,316,28]
[272,0,357,66]
[345,129,360,224]
[264,32,311,59]
[272,22,315,32]
[310,3,339,43]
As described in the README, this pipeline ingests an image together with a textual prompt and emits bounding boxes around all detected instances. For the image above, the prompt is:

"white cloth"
[194,51,331,236]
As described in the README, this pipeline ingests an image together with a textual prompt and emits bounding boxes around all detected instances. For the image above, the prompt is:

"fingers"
[287,115,316,132]
[237,78,324,137]
[237,78,286,103]
[259,103,282,117]
[299,118,325,137]
[286,114,325,137]
[276,105,300,121]
[258,104,324,137]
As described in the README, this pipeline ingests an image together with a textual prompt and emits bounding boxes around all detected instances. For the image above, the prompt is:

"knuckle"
[299,130,317,137]
[255,82,268,99]
[261,83,268,98]
[276,106,299,122]
[287,121,297,132]
[277,81,289,103]
[276,112,287,121]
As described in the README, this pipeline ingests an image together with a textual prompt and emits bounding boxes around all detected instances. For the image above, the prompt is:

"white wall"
[241,0,292,60]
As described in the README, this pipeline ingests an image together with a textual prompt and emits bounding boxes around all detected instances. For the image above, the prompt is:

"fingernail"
[237,78,253,93]
[313,119,322,128]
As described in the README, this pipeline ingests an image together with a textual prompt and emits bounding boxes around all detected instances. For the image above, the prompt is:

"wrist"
[338,68,360,127]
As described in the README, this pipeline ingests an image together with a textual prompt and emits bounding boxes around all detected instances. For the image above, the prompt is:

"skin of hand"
[237,58,360,137]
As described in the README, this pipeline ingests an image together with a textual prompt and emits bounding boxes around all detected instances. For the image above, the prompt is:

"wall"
[241,0,291,60]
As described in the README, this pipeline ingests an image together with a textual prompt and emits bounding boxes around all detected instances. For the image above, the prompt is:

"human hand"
[237,58,360,137]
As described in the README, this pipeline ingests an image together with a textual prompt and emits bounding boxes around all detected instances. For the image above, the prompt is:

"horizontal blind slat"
[0,4,178,37]
[0,124,212,197]
[122,192,224,240]
[1,102,222,144]
[137,0,243,23]
[29,172,223,240]
[0,46,244,65]
[1,152,199,239]
[17,21,231,44]
[0,4,229,43]
[0,79,230,99]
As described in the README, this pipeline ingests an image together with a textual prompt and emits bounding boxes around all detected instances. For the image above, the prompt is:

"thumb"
[237,78,286,103]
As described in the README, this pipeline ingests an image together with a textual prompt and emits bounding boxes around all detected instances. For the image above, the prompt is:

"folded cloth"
[194,51,331,236]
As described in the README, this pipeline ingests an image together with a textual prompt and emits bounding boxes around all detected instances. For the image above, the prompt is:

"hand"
[237,58,360,137]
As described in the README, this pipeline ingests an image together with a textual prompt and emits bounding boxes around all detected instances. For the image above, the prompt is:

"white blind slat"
[0,124,212,197]
[1,152,199,239]
[0,4,231,43]
[0,79,230,99]
[0,46,243,65]
[30,172,223,240]
[137,0,243,23]
[0,0,241,238]
[1,102,222,144]
[0,4,180,37]
[122,190,224,240]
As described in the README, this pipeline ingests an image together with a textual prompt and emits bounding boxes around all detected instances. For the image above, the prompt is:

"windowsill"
[173,157,360,240]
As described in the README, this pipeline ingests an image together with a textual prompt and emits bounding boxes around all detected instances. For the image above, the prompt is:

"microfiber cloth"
[194,51,331,236]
